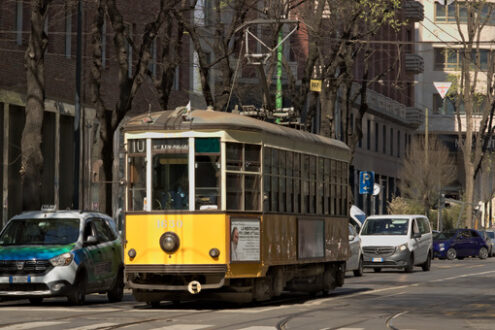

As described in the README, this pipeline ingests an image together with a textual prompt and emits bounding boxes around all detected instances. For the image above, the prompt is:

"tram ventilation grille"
[125,264,227,274]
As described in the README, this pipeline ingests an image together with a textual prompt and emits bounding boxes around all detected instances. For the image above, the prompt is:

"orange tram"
[122,107,351,305]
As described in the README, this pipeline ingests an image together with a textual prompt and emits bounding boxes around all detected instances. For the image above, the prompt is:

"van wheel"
[353,256,363,277]
[404,254,414,273]
[421,251,432,271]
[479,247,488,260]
[446,248,457,260]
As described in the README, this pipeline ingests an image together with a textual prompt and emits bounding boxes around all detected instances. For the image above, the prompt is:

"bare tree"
[90,0,178,213]
[453,0,495,227]
[399,136,456,219]
[173,0,257,110]
[21,0,52,210]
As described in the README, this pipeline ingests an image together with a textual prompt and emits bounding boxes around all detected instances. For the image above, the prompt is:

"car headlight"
[49,252,73,266]
[439,243,445,251]
[397,243,408,252]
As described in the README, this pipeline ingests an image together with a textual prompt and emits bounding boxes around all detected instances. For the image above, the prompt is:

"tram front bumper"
[124,264,227,292]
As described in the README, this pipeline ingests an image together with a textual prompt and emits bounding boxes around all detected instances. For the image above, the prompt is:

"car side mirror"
[349,234,355,241]
[85,235,98,246]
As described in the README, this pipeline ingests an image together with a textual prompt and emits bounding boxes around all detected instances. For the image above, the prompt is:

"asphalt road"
[0,257,494,330]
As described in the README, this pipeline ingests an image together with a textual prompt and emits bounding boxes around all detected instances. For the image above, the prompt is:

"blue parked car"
[433,229,489,260]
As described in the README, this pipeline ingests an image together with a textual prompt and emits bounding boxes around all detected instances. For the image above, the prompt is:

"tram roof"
[124,108,350,152]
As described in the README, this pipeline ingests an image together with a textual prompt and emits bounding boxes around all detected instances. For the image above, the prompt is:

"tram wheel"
[147,301,161,308]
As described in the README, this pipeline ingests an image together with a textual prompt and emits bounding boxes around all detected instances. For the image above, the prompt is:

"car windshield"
[360,218,409,235]
[434,230,457,240]
[0,218,80,246]
[486,232,495,239]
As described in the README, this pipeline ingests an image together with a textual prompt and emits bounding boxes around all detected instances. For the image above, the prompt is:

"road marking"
[385,311,408,329]
[236,327,276,330]
[1,321,67,329]
[153,325,212,330]
[332,328,364,330]
[69,323,117,330]
[307,269,495,306]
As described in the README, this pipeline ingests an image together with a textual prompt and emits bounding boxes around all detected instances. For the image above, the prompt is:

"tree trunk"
[21,0,50,210]
[90,2,110,212]
[464,164,475,228]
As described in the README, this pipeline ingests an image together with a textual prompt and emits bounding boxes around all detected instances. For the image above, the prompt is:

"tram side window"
[324,158,330,215]
[293,153,301,214]
[271,149,279,212]
[309,155,316,214]
[226,143,261,211]
[151,139,189,210]
[263,148,271,212]
[317,158,324,215]
[279,150,286,213]
[302,154,310,214]
[286,152,293,213]
[195,138,220,210]
[331,159,336,215]
[128,139,146,211]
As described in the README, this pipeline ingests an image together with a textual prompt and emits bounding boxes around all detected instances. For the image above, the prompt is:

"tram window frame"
[226,142,261,211]
[324,158,330,215]
[309,155,316,214]
[271,149,279,212]
[279,150,286,213]
[286,152,293,213]
[331,159,337,215]
[151,138,189,211]
[195,138,221,211]
[293,153,301,214]
[263,148,271,212]
[302,154,310,214]
[127,139,147,211]
[317,158,324,215]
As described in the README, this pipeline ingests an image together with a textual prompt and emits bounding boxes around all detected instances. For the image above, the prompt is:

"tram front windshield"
[152,139,189,210]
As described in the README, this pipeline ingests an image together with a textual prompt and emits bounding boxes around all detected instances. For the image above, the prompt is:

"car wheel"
[479,247,488,260]
[68,273,86,305]
[353,256,363,277]
[446,248,457,260]
[404,254,414,273]
[107,268,124,303]
[421,251,432,272]
[28,297,43,305]
[373,268,381,273]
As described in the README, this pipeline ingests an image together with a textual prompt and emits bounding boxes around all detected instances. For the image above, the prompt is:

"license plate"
[9,276,30,283]
[372,257,383,262]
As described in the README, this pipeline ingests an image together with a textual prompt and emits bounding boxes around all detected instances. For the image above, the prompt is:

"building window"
[101,16,107,68]
[382,124,386,154]
[149,38,157,78]
[434,47,490,71]
[390,127,393,156]
[125,23,133,78]
[375,122,379,152]
[397,130,401,158]
[16,0,23,45]
[367,119,371,151]
[65,5,72,58]
[436,2,495,24]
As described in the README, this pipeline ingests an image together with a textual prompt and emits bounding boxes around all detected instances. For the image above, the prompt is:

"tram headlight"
[209,248,220,258]
[160,232,180,253]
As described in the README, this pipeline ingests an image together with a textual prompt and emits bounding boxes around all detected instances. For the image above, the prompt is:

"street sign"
[310,79,322,92]
[433,82,452,99]
[359,171,374,195]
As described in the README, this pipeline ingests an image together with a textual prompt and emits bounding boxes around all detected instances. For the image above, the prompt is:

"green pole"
[276,30,283,111]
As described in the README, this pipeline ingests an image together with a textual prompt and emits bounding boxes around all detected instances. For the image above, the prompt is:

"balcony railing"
[403,0,424,22]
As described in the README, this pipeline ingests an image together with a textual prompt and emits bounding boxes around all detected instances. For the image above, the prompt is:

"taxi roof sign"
[41,205,57,212]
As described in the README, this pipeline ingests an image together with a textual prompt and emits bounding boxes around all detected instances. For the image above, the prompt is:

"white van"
[360,215,432,273]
